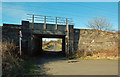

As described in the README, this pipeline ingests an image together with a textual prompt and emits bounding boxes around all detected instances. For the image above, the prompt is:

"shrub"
[72,44,118,60]
[2,41,25,76]
[73,49,85,57]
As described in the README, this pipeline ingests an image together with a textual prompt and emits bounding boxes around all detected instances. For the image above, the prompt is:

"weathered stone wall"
[68,25,74,55]
[2,24,21,45]
[73,29,118,53]
[22,21,31,53]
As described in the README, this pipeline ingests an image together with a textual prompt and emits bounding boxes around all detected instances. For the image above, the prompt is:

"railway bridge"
[2,14,80,56]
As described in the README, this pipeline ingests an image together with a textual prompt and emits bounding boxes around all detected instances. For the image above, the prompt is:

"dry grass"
[2,41,35,76]
[72,44,118,60]
[2,41,24,76]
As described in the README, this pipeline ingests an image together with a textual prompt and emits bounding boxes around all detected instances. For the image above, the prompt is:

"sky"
[1,2,118,30]
[42,38,59,41]
[1,0,120,2]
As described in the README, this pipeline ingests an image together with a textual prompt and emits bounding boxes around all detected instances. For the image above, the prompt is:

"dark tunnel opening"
[33,34,66,57]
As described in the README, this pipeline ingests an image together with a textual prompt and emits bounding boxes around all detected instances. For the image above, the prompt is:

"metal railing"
[27,14,74,25]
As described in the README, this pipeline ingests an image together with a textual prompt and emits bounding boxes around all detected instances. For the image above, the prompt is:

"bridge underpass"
[32,34,66,57]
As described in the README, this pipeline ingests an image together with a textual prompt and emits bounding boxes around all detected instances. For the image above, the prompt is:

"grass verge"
[69,56,118,61]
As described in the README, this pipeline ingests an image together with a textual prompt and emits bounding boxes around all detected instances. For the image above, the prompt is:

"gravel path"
[34,45,118,75]
[47,44,60,51]
[37,57,118,75]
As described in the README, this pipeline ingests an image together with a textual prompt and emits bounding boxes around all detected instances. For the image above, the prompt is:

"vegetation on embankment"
[2,41,36,76]
[42,44,53,51]
[69,48,118,60]
[56,43,62,51]
[72,29,119,60]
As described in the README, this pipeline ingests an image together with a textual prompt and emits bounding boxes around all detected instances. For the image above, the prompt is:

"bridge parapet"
[30,22,73,35]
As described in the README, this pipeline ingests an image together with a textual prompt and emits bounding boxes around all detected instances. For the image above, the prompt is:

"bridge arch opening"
[32,34,66,57]
[42,38,62,52]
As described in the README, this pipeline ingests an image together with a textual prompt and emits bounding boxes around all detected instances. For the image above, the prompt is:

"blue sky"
[1,0,120,2]
[1,2,118,30]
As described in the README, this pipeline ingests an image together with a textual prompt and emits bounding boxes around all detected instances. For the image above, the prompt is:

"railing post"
[55,17,57,32]
[32,15,34,30]
[44,16,46,32]
[30,14,34,54]
[66,18,69,57]
[66,18,69,33]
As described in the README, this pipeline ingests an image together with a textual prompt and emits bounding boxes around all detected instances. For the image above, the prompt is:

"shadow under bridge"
[32,34,66,57]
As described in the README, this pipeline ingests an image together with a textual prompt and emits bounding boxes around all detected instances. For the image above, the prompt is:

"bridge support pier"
[30,35,42,55]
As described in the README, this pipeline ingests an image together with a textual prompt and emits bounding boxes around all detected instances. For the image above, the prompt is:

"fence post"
[55,17,57,32]
[32,15,34,30]
[44,16,46,32]
[66,18,69,57]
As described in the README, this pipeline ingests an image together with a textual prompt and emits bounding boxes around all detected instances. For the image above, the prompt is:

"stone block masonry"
[73,29,118,57]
